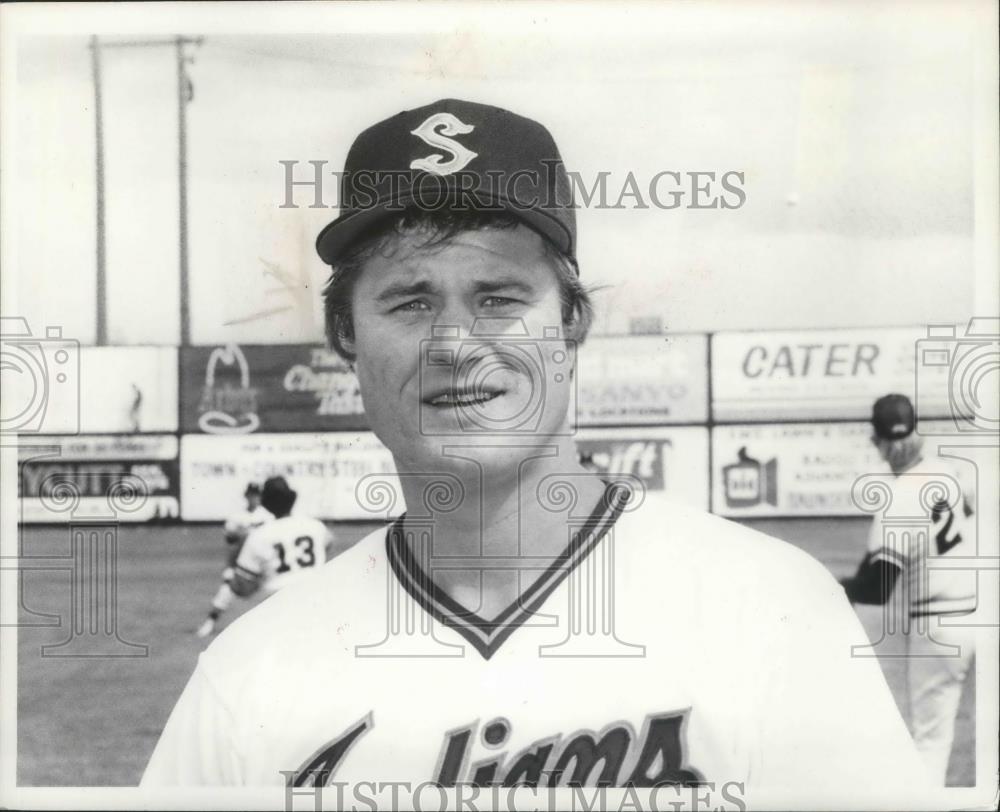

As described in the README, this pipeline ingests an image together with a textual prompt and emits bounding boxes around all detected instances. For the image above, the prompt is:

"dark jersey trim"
[386,482,630,660]
[909,604,977,618]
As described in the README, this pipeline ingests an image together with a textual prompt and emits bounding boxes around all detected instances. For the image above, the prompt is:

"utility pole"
[176,36,195,347]
[89,36,203,346]
[88,36,107,346]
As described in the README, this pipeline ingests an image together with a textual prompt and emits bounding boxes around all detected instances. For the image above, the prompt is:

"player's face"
[348,225,574,472]
[870,434,889,463]
[246,493,261,511]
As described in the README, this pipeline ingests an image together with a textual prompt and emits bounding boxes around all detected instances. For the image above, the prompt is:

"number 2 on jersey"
[931,499,965,555]
[273,536,316,574]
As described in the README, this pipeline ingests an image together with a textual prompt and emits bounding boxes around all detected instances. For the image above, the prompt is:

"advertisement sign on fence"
[179,344,365,434]
[711,327,959,422]
[576,426,710,510]
[576,334,709,426]
[180,432,398,521]
[180,335,711,434]
[711,422,885,517]
[711,421,958,517]
[19,435,180,523]
[4,345,178,435]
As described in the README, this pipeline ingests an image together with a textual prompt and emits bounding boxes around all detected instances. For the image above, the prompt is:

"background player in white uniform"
[144,99,925,803]
[196,482,273,638]
[841,394,977,784]
[231,476,335,599]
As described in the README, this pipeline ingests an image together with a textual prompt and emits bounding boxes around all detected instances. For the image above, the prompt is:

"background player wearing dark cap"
[145,100,925,799]
[196,482,274,638]
[841,394,977,784]
[229,476,336,599]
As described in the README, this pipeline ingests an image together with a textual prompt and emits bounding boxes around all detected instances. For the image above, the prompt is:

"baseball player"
[229,476,336,599]
[841,394,977,784]
[144,100,925,802]
[196,482,274,638]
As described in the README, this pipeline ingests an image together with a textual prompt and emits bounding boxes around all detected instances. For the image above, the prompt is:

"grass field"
[15,517,975,787]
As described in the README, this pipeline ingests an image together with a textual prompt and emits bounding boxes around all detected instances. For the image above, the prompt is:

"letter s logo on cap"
[410,112,478,175]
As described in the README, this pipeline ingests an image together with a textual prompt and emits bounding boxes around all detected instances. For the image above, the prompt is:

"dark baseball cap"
[871,394,916,440]
[315,99,577,264]
[262,476,296,499]
[261,476,297,514]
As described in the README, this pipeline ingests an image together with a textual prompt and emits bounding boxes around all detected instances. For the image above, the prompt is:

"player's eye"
[391,300,430,314]
[482,296,520,308]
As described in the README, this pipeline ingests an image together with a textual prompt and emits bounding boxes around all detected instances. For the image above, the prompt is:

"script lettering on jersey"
[290,710,703,788]
[290,713,373,787]
[435,711,704,787]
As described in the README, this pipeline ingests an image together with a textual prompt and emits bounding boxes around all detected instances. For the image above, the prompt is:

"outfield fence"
[13,324,965,523]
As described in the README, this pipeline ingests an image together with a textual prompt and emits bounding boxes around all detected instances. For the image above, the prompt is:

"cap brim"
[315,187,574,264]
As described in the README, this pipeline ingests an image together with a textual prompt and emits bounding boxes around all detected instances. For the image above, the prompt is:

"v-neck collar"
[384,482,630,660]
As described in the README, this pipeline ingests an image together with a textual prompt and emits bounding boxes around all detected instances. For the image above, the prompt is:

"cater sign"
[19,435,180,523]
[179,344,365,433]
[575,426,710,510]
[711,327,955,421]
[576,334,708,426]
[180,432,398,521]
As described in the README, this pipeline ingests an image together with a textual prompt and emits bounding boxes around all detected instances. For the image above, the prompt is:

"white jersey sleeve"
[754,552,925,794]
[140,660,242,786]
[234,524,269,578]
[224,506,273,544]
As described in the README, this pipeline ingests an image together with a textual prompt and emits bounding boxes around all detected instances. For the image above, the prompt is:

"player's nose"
[433,300,476,340]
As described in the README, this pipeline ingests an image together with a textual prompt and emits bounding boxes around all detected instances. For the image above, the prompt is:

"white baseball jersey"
[234,515,333,597]
[144,495,924,800]
[223,505,273,544]
[864,456,978,783]
[866,457,977,618]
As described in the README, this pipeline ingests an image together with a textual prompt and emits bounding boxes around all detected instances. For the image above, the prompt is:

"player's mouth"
[423,387,505,408]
